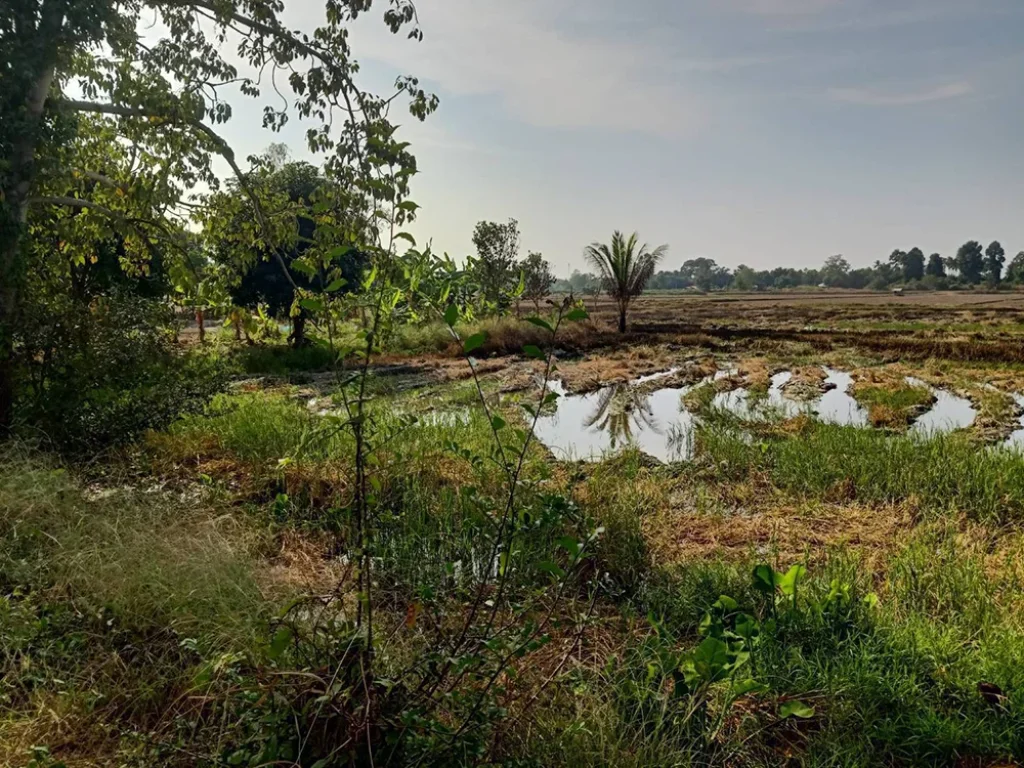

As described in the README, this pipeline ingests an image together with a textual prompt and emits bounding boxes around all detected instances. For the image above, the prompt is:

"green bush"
[16,291,227,452]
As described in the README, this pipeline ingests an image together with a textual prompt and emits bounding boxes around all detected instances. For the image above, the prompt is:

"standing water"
[905,376,977,434]
[814,368,870,426]
[533,378,698,462]
[1004,393,1024,450]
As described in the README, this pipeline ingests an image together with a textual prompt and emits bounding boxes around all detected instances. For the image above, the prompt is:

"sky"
[213,0,1024,278]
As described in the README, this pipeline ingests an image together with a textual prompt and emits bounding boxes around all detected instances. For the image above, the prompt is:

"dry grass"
[782,365,831,400]
[643,481,915,569]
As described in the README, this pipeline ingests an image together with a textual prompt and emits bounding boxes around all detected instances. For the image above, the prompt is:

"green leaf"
[398,200,420,212]
[292,260,317,277]
[779,700,815,719]
[732,679,767,697]
[268,626,293,660]
[558,536,580,557]
[713,595,738,611]
[525,316,554,333]
[464,332,487,354]
[328,245,353,259]
[536,560,566,579]
[491,415,507,431]
[752,564,776,594]
[444,304,459,326]
[691,636,730,682]
[523,344,545,360]
[566,308,589,322]
[778,565,806,598]
[299,298,324,312]
[325,278,346,292]
[394,231,416,246]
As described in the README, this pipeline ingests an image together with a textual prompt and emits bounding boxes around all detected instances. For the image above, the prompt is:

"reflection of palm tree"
[584,385,661,448]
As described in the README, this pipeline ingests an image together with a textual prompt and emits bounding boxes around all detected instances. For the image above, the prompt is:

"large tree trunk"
[195,308,206,343]
[0,3,65,434]
[618,303,627,333]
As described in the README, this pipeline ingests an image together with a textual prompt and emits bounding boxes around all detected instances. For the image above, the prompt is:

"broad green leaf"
[291,260,317,278]
[464,332,487,354]
[398,200,420,212]
[525,316,554,333]
[325,278,345,292]
[691,636,730,682]
[779,700,815,719]
[491,415,507,431]
[536,560,565,579]
[299,298,324,312]
[752,564,776,594]
[328,245,352,259]
[268,626,293,660]
[444,304,459,326]
[394,231,416,246]
[558,536,580,557]
[523,344,545,360]
[566,308,589,322]
[713,595,738,611]
[778,565,806,597]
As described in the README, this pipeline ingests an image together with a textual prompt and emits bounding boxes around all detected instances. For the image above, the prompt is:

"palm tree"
[584,231,668,333]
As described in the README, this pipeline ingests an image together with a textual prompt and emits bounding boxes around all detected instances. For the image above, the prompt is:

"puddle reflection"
[532,365,987,464]
[905,376,977,434]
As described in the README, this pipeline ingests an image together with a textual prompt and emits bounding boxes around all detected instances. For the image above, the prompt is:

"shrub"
[15,291,227,452]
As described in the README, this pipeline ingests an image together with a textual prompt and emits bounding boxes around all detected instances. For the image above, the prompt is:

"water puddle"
[905,377,977,434]
[1004,393,1024,450]
[532,365,984,464]
[533,380,697,463]
[711,371,802,419]
[814,368,869,427]
[633,367,681,385]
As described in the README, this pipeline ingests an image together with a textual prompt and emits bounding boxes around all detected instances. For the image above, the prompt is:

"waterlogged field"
[4,292,1024,766]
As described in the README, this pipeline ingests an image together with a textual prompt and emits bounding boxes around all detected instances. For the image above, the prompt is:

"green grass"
[234,340,339,375]
[853,381,933,411]
[7,366,1024,766]
[519,534,1024,767]
[697,419,1024,522]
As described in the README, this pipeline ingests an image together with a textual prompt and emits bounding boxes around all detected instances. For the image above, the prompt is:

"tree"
[520,251,554,312]
[733,264,757,291]
[1006,252,1024,284]
[1007,252,1024,285]
[584,231,667,333]
[985,241,1006,285]
[207,158,368,347]
[926,253,945,278]
[471,219,520,311]
[956,241,985,285]
[821,255,851,287]
[680,257,730,292]
[903,248,925,282]
[0,0,435,433]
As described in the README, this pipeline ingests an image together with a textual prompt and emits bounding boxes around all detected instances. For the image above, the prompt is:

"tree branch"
[59,98,298,290]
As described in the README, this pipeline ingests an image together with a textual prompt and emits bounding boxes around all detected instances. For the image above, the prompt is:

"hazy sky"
[217,0,1024,277]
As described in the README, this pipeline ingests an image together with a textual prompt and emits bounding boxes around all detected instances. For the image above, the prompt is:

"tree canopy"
[0,0,437,430]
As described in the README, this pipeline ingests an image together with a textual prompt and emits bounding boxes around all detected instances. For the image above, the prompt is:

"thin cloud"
[351,0,709,138]
[829,81,973,106]
[728,0,840,15]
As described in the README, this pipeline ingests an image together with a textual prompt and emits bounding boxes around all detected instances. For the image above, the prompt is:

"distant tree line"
[553,240,1024,293]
